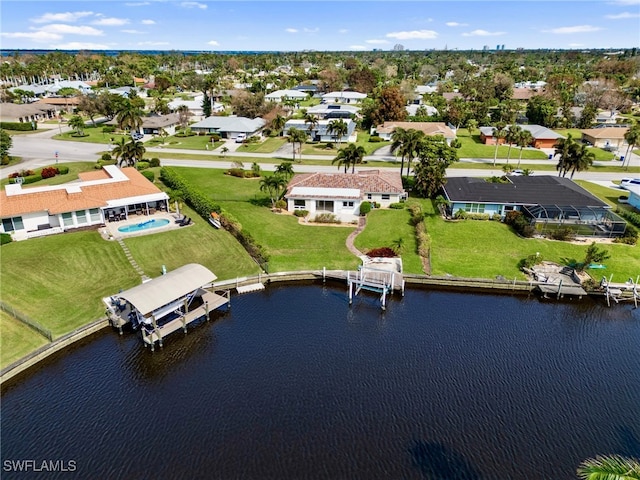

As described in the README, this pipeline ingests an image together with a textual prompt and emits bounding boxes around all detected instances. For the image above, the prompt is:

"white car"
[235,134,246,143]
[620,178,640,190]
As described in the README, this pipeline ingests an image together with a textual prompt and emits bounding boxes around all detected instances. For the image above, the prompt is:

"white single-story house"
[581,127,629,150]
[0,102,58,123]
[140,113,181,136]
[189,116,266,140]
[285,170,406,222]
[283,118,357,143]
[265,89,308,103]
[0,165,169,241]
[405,104,439,117]
[321,91,367,104]
[168,95,224,119]
[305,104,359,120]
[373,121,456,143]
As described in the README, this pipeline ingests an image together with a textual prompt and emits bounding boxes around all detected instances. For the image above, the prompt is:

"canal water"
[1,284,639,479]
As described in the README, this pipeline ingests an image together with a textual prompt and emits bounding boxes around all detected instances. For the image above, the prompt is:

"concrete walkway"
[345,216,367,257]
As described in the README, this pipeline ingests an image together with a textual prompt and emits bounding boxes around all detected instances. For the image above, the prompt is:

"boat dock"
[347,257,405,310]
[600,276,639,307]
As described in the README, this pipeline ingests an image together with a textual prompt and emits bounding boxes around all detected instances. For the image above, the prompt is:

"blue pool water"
[117,218,170,233]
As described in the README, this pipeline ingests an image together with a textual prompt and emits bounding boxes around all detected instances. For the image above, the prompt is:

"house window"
[90,208,101,222]
[293,200,306,210]
[316,200,334,212]
[342,201,354,208]
[367,194,372,200]
[62,212,74,227]
[381,194,390,200]
[2,216,24,232]
[464,203,486,214]
[75,210,87,225]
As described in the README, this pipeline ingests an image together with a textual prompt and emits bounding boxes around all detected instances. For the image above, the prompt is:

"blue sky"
[1,1,639,51]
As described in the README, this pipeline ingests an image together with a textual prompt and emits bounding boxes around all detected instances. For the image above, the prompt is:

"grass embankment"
[0,310,48,368]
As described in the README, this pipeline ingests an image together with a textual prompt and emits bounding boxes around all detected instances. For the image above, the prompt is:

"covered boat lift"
[104,263,230,350]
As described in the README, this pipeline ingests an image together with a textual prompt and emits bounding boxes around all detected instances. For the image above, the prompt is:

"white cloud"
[349,45,367,50]
[180,2,207,9]
[38,24,105,36]
[339,29,349,34]
[386,29,438,40]
[366,39,390,44]
[446,22,468,27]
[605,11,640,18]
[138,41,170,46]
[208,40,220,46]
[285,28,298,33]
[141,19,155,25]
[303,27,319,33]
[92,17,130,26]
[1,31,62,42]
[462,29,506,36]
[50,41,110,49]
[122,29,145,34]
[543,25,603,34]
[31,11,93,24]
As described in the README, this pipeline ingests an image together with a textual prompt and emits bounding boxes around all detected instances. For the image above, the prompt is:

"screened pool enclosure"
[523,204,627,237]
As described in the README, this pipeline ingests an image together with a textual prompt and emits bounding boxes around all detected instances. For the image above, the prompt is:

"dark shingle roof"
[443,176,607,207]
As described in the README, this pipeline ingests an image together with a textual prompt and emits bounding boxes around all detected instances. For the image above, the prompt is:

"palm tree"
[111,137,127,165]
[504,124,522,165]
[554,134,576,177]
[275,161,294,180]
[516,129,534,168]
[492,122,507,166]
[403,129,425,177]
[623,123,640,170]
[391,127,408,179]
[577,454,640,480]
[327,119,349,149]
[68,115,85,136]
[116,104,143,134]
[272,113,286,136]
[287,127,307,162]
[259,174,288,208]
[568,142,595,179]
[120,140,146,167]
[332,143,366,174]
[303,112,318,141]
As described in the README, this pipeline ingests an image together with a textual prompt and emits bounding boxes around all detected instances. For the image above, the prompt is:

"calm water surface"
[2,284,639,480]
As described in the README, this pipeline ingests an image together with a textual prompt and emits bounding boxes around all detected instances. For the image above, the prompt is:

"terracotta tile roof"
[78,170,111,181]
[0,167,165,217]
[581,127,629,139]
[376,121,456,139]
[286,170,405,199]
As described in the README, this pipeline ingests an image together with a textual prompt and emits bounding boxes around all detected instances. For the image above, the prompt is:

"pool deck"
[101,212,188,240]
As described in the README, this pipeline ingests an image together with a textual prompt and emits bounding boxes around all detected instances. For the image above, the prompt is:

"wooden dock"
[236,283,265,294]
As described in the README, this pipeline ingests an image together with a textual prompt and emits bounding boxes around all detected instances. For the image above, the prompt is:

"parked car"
[131,132,144,141]
[620,178,640,190]
[235,134,246,143]
[510,169,525,176]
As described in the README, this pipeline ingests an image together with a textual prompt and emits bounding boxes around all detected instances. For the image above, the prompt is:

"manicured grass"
[146,134,224,150]
[457,129,548,160]
[301,131,391,156]
[0,231,141,337]
[237,137,287,153]
[54,125,128,144]
[354,208,425,274]
[173,167,360,272]
[123,203,261,281]
[575,180,633,211]
[0,310,48,369]
[0,161,95,188]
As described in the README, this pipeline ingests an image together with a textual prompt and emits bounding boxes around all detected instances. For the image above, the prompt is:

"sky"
[0,0,639,52]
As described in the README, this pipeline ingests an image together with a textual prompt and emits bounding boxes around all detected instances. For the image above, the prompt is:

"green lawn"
[1,162,95,188]
[457,129,548,160]
[173,167,359,272]
[0,231,141,337]
[575,180,634,211]
[54,125,129,144]
[301,131,391,156]
[0,310,49,369]
[145,134,224,150]
[354,208,425,274]
[237,137,287,153]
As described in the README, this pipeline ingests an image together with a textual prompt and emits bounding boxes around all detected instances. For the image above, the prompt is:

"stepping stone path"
[117,238,149,282]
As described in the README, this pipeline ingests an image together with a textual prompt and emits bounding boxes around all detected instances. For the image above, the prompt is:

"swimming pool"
[117,218,170,233]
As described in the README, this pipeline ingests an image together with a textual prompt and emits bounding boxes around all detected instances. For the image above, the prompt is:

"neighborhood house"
[373,121,456,143]
[0,165,169,241]
[285,170,406,222]
[283,118,357,143]
[189,116,266,140]
[479,124,564,149]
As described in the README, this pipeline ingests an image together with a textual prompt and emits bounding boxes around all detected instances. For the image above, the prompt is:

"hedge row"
[160,167,269,270]
[616,208,640,229]
[407,203,431,259]
[1,122,36,131]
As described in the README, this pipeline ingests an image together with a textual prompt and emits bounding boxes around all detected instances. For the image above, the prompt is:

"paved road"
[3,126,639,183]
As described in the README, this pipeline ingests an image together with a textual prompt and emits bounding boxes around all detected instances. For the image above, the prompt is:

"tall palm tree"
[403,129,425,177]
[577,454,640,480]
[327,119,349,149]
[554,134,576,177]
[287,127,307,162]
[271,113,286,136]
[116,104,143,133]
[568,142,595,179]
[390,127,408,179]
[259,174,288,208]
[492,122,507,166]
[623,123,640,170]
[303,112,318,140]
[516,129,534,168]
[120,140,146,167]
[504,124,522,165]
[274,161,294,180]
[111,137,127,165]
[332,143,366,174]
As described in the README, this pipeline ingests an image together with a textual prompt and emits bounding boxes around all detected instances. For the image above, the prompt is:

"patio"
[101,211,187,240]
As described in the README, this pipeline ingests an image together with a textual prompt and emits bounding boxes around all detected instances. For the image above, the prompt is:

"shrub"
[454,209,468,219]
[369,135,383,142]
[313,213,340,224]
[293,210,309,217]
[102,125,116,133]
[149,157,161,168]
[136,161,150,171]
[22,174,43,184]
[547,227,576,241]
[0,233,12,245]
[94,161,104,169]
[40,166,59,179]
[504,210,535,238]
[616,207,640,229]
[614,224,638,245]
[226,168,245,178]
[275,199,287,210]
[389,202,405,209]
[0,122,36,131]
[57,166,69,175]
[360,201,371,215]
[466,213,491,221]
[373,202,380,208]
[8,169,34,178]
[141,170,155,182]
[518,253,543,270]
[325,142,334,149]
[366,247,397,257]
[101,153,113,162]
[210,134,221,142]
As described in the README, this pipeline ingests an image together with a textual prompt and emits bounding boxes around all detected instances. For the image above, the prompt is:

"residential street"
[2,125,638,182]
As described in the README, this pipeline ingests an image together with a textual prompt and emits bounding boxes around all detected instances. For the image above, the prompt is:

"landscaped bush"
[389,202,405,209]
[454,209,468,219]
[373,202,381,208]
[141,170,155,182]
[8,169,34,178]
[57,166,69,175]
[547,227,576,241]
[0,233,12,245]
[313,213,340,224]
[616,207,640,229]
[136,161,150,171]
[293,210,309,217]
[366,247,397,257]
[369,135,384,142]
[226,168,245,178]
[149,157,161,167]
[0,122,36,131]
[518,253,543,270]
[614,223,638,245]
[40,166,59,179]
[210,134,221,142]
[504,210,535,238]
[360,201,371,215]
[102,125,116,133]
[22,174,43,184]
[101,153,113,162]
[466,213,492,221]
[275,199,287,210]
